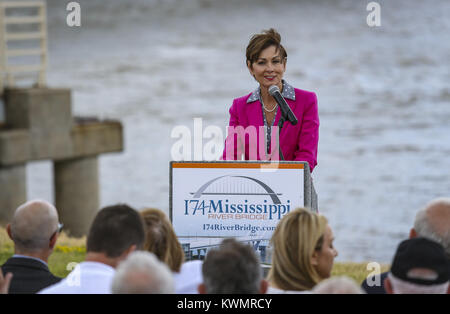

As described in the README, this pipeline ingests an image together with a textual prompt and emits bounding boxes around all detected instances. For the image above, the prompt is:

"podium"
[170,161,315,248]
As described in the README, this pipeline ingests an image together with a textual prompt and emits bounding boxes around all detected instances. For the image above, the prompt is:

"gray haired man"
[111,251,174,294]
[385,238,449,294]
[362,197,450,293]
[198,238,268,294]
[1,200,63,294]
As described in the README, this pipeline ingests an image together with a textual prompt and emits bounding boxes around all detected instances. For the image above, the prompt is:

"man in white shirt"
[39,204,146,294]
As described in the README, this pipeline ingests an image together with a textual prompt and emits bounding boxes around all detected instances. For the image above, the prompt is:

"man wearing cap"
[362,197,450,293]
[384,238,449,294]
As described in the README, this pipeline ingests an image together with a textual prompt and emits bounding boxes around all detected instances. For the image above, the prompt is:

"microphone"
[268,85,298,125]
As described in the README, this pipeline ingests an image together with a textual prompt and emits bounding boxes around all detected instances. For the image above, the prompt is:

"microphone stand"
[276,112,286,161]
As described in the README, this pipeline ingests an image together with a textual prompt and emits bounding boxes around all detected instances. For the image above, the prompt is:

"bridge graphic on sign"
[190,175,282,204]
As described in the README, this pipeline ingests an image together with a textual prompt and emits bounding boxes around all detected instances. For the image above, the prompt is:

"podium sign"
[170,161,311,240]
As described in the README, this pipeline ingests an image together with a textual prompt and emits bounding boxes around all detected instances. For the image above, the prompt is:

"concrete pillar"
[0,164,26,224]
[54,156,99,237]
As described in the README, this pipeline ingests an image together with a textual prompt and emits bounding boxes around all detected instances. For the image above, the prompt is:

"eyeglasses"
[56,223,64,234]
[50,223,64,240]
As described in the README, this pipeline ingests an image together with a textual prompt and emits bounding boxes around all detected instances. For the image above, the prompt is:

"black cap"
[390,238,450,285]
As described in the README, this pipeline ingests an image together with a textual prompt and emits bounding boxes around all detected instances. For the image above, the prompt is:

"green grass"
[1,227,389,282]
[0,226,87,278]
[332,262,389,284]
[0,249,86,278]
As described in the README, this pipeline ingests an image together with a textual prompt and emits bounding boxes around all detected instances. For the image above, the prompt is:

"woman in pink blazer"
[222,29,319,173]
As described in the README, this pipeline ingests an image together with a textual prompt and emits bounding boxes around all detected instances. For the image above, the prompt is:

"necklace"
[261,98,278,113]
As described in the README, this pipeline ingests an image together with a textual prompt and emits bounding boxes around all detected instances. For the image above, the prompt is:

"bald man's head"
[9,200,59,253]
[414,198,450,257]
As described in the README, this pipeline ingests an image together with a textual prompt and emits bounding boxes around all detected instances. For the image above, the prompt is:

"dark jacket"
[361,271,388,294]
[1,256,62,294]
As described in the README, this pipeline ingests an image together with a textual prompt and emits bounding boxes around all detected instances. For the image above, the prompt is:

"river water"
[19,0,450,263]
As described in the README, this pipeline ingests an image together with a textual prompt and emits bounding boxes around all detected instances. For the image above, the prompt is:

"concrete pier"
[0,164,26,225]
[54,157,99,237]
[0,88,123,236]
[4,88,72,160]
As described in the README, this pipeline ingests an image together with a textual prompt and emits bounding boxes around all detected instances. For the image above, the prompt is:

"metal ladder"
[0,1,47,95]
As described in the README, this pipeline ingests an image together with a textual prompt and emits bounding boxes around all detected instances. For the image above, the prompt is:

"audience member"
[198,238,267,294]
[412,198,450,257]
[111,251,174,294]
[312,276,365,294]
[9,197,443,295]
[39,204,145,294]
[384,238,449,294]
[362,197,450,294]
[267,207,338,293]
[141,208,204,293]
[0,269,13,294]
[173,260,203,294]
[1,200,62,293]
[141,208,184,272]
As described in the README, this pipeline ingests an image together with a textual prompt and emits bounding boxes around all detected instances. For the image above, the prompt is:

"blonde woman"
[267,208,338,293]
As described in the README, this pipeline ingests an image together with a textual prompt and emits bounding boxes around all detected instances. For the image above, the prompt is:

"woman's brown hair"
[246,28,287,67]
[140,208,185,272]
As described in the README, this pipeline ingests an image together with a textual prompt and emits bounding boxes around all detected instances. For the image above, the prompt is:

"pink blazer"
[222,87,319,172]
